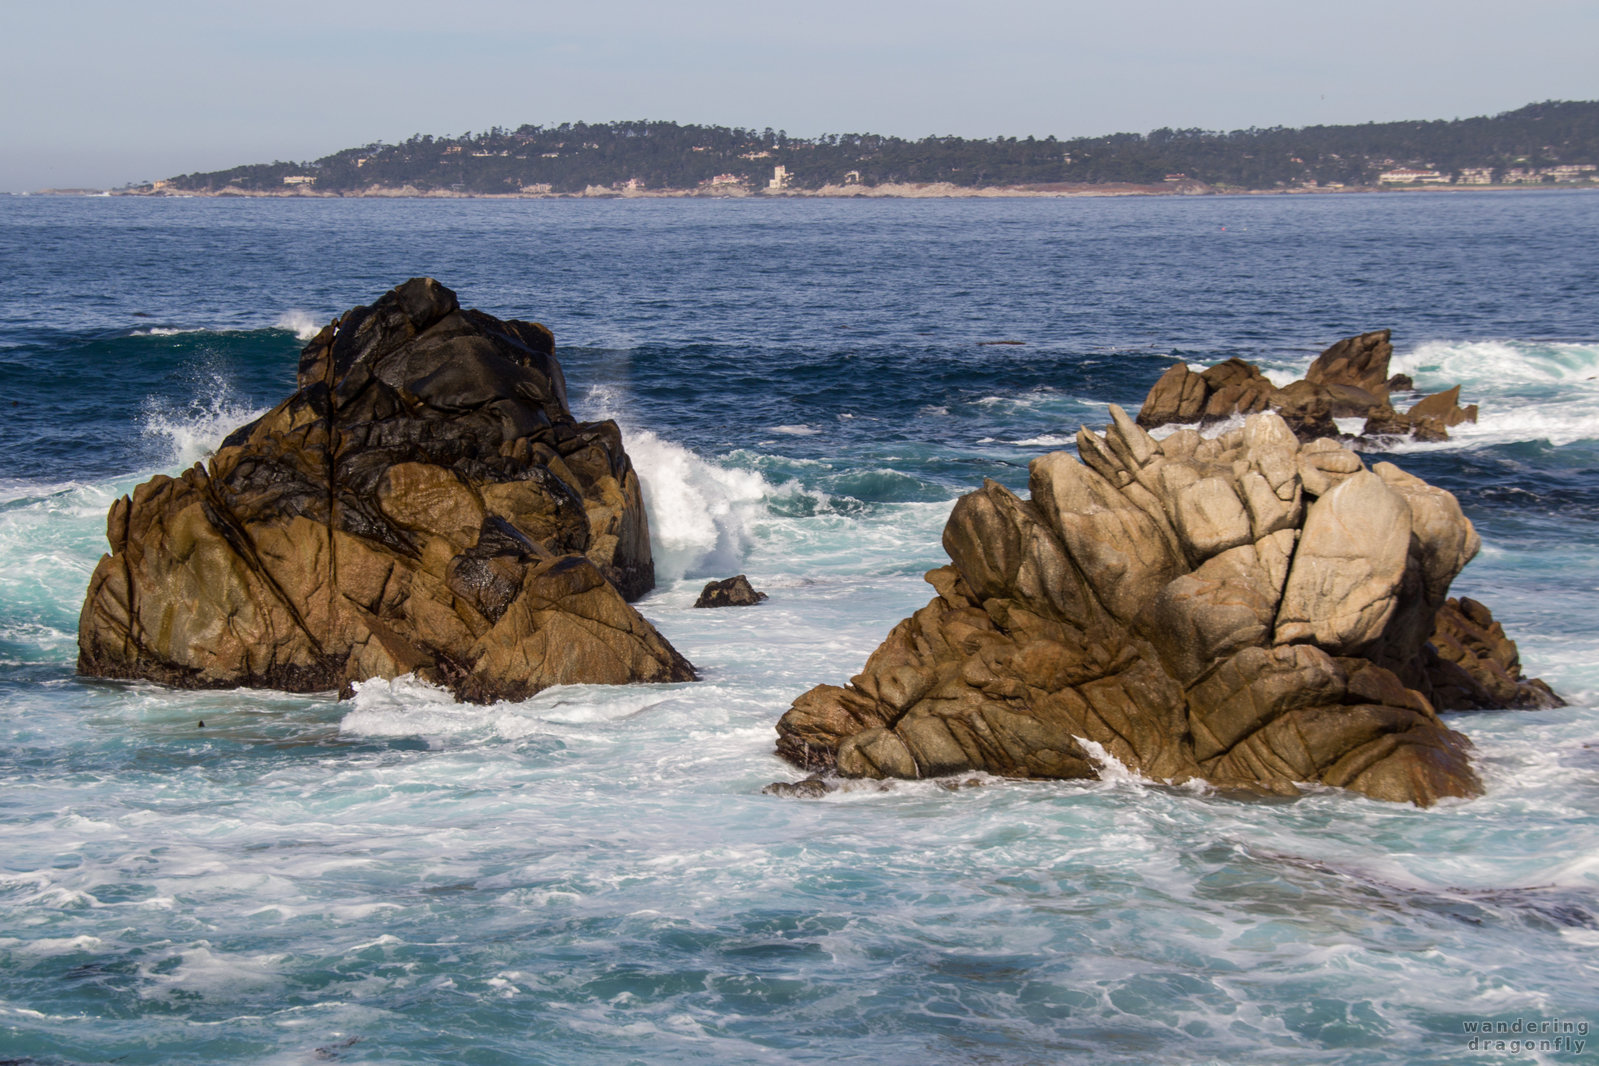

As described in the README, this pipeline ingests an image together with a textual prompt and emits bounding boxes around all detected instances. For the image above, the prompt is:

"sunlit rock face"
[1136,330,1477,443]
[79,278,694,702]
[777,406,1556,806]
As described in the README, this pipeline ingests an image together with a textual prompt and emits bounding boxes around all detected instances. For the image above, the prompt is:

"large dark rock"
[774,407,1559,805]
[1137,330,1477,444]
[79,278,695,702]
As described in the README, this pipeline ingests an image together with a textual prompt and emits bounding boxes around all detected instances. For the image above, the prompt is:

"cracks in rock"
[199,488,327,660]
[323,316,343,674]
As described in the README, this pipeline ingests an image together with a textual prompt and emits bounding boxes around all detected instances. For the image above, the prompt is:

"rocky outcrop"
[775,406,1560,805]
[693,575,768,608]
[79,278,695,702]
[1136,330,1476,443]
[1426,597,1563,710]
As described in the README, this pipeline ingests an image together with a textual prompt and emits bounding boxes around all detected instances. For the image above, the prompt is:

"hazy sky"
[3,0,1595,191]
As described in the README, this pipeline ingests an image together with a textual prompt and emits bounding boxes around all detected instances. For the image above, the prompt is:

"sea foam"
[625,429,771,583]
[272,310,326,342]
[140,374,266,470]
[1392,339,1599,390]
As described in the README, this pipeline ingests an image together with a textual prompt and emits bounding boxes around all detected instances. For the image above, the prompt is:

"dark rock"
[693,574,769,608]
[1137,358,1277,428]
[1426,597,1565,710]
[762,774,836,798]
[775,407,1560,806]
[79,278,696,702]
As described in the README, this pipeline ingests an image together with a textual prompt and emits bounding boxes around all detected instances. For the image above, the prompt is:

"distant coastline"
[73,103,1593,202]
[26,180,1593,200]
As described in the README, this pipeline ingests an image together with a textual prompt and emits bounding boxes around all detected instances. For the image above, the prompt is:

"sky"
[2,0,1595,192]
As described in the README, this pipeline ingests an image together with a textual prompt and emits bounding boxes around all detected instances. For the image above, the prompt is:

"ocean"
[1,191,1596,1065]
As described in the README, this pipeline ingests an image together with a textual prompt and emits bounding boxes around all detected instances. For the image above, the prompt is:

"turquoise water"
[1,193,1596,1064]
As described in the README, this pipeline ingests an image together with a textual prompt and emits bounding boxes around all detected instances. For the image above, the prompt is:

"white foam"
[1392,340,1599,390]
[337,674,689,741]
[1375,398,1599,451]
[1075,736,1147,786]
[141,375,267,470]
[1177,355,1309,389]
[1259,363,1303,388]
[0,480,125,643]
[769,424,819,436]
[130,326,204,337]
[338,674,482,738]
[0,935,104,957]
[139,944,286,997]
[1144,412,1249,441]
[974,386,1059,410]
[625,429,771,582]
[273,310,326,342]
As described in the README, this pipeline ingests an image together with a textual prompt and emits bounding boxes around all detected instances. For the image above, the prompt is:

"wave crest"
[1392,340,1599,389]
[626,430,771,583]
[273,310,326,342]
[141,375,267,470]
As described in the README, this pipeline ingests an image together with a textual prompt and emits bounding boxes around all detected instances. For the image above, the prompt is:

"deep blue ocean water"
[0,191,1596,1064]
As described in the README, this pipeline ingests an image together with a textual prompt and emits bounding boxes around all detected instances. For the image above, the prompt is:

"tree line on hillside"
[158,102,1599,194]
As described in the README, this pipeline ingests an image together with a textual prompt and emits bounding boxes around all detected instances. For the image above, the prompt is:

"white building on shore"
[1377,167,1448,184]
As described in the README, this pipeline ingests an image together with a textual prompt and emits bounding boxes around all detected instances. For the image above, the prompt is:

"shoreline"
[18,181,1599,201]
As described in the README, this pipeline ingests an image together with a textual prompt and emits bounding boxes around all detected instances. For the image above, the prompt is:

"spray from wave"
[1379,340,1599,451]
[273,310,326,342]
[625,429,771,583]
[576,382,780,582]
[140,374,267,470]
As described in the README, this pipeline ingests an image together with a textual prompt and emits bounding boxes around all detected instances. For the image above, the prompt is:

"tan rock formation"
[1136,330,1476,444]
[1362,384,1480,442]
[1304,330,1400,395]
[79,279,695,701]
[775,407,1559,805]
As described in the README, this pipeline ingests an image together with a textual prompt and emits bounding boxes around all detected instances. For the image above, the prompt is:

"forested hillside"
[157,101,1599,194]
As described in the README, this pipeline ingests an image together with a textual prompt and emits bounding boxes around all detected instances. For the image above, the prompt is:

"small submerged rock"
[78,278,696,702]
[693,574,769,608]
[774,405,1559,806]
[761,774,835,798]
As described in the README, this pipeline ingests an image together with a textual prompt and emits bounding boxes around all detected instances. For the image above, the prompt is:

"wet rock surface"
[79,278,695,701]
[774,406,1559,805]
[693,574,769,608]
